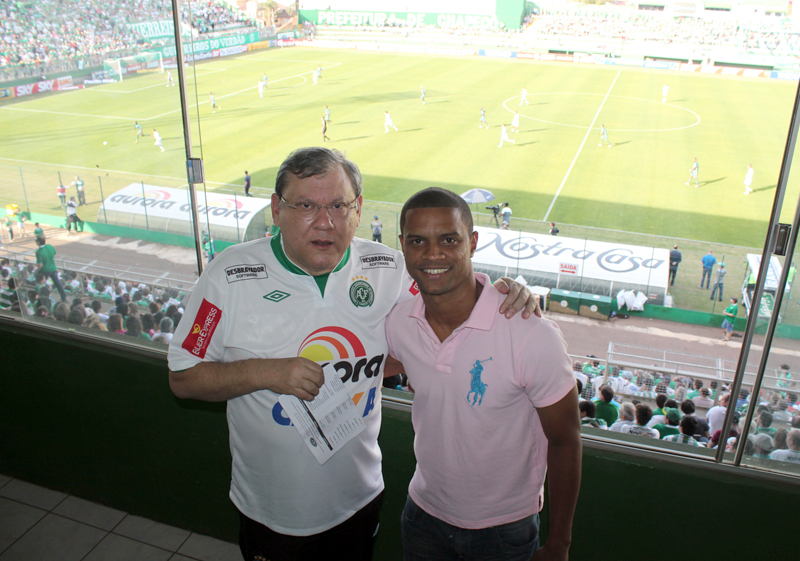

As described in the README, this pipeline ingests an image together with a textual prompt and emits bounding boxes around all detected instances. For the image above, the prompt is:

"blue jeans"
[45,270,67,301]
[710,282,724,301]
[701,268,713,288]
[401,496,539,561]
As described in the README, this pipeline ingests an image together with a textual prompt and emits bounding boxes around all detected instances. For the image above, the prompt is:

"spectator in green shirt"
[35,236,66,301]
[722,297,738,341]
[756,411,777,438]
[33,222,44,240]
[594,385,619,427]
[653,408,682,439]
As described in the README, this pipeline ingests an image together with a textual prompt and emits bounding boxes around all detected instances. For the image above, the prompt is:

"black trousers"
[239,492,383,561]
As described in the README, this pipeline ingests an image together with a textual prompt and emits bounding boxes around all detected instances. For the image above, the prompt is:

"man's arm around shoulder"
[169,357,324,402]
[533,386,582,561]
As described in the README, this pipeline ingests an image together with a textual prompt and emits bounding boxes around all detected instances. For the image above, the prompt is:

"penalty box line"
[543,69,621,223]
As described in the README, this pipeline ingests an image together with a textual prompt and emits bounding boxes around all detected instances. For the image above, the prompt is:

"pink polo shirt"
[386,273,575,529]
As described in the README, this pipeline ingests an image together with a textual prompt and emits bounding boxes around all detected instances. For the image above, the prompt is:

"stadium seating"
[0,0,255,80]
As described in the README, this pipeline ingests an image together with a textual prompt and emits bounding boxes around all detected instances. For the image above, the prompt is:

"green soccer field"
[1,46,799,250]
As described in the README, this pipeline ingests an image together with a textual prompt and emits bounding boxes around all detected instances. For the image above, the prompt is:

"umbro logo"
[263,290,290,302]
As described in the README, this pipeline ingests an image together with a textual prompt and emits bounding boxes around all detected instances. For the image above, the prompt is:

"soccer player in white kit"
[166,71,174,87]
[511,111,520,133]
[520,87,529,106]
[384,111,397,133]
[498,124,515,147]
[743,164,754,195]
[662,84,669,103]
[153,130,164,152]
[258,80,264,98]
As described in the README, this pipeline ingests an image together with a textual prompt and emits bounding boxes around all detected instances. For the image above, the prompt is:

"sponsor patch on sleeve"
[360,254,397,269]
[409,281,419,295]
[225,263,268,283]
[181,299,222,358]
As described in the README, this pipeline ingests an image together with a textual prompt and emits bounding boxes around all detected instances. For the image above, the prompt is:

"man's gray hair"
[160,316,174,334]
[620,402,635,421]
[275,147,363,199]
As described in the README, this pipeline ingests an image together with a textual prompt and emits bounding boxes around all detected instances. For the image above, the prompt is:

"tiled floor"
[0,475,242,561]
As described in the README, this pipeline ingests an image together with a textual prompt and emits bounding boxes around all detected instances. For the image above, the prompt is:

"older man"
[771,429,800,463]
[167,148,536,561]
[609,402,635,432]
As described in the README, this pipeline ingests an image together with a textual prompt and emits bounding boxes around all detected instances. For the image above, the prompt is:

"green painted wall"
[495,0,526,29]
[3,321,800,559]
[28,212,237,252]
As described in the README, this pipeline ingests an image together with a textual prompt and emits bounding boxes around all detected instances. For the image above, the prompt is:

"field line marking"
[86,68,228,94]
[0,107,138,121]
[1,63,341,121]
[543,69,620,222]
[145,64,339,120]
[0,156,229,188]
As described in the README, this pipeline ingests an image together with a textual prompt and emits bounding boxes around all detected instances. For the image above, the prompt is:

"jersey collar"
[270,233,351,296]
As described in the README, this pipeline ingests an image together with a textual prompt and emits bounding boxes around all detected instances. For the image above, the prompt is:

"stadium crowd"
[188,0,255,35]
[0,257,185,346]
[1,0,254,79]
[4,249,800,465]
[573,355,800,463]
[529,13,800,52]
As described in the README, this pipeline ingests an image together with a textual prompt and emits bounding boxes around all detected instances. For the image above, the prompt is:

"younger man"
[386,187,581,561]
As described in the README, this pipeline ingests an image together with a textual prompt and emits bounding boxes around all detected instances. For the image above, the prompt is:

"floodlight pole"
[171,0,205,275]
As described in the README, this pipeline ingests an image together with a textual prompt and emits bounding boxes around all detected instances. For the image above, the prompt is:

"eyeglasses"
[280,196,359,220]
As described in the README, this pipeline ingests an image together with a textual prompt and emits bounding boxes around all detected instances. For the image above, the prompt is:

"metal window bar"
[717,75,800,465]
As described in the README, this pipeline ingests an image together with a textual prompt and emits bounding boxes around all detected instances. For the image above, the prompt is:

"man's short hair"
[600,385,614,403]
[788,429,800,450]
[680,400,696,415]
[665,399,678,409]
[680,415,698,436]
[656,393,668,408]
[36,237,45,247]
[400,187,473,235]
[579,400,596,418]
[635,403,653,425]
[619,402,635,421]
[275,147,363,199]
[160,316,174,334]
[760,411,774,427]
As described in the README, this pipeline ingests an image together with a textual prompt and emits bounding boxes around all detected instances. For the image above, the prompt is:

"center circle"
[504,93,701,132]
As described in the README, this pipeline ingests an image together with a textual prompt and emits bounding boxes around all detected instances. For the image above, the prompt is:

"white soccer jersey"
[511,114,519,127]
[168,234,415,536]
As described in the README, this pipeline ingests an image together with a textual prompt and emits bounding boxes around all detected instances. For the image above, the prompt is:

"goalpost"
[103,52,163,82]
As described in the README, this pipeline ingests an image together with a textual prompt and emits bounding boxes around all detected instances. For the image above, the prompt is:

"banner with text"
[301,9,501,29]
[99,184,271,230]
[472,227,669,288]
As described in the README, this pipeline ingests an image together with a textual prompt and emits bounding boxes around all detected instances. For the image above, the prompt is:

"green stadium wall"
[27,212,237,252]
[2,319,800,560]
[300,1,526,30]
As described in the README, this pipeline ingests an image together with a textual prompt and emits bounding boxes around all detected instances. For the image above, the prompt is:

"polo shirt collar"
[408,272,498,333]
